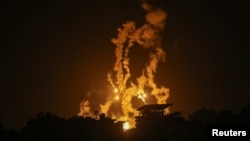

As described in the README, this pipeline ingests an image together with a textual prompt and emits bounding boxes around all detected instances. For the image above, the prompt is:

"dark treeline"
[1,105,250,141]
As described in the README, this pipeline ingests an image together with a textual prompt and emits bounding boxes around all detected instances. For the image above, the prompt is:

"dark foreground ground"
[1,105,250,141]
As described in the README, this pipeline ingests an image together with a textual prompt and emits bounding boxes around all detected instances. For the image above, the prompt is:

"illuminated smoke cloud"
[100,98,113,115]
[77,1,170,128]
[107,73,115,89]
[110,21,136,92]
[105,1,170,127]
[78,99,92,117]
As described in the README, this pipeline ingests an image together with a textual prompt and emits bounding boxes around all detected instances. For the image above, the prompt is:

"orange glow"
[123,121,130,131]
[113,88,119,93]
[77,2,169,128]
[115,95,119,100]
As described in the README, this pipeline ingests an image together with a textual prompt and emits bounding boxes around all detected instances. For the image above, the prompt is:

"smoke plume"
[78,1,170,128]
[78,99,92,117]
[106,1,169,126]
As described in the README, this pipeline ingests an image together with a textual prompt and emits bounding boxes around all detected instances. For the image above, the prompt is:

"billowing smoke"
[78,1,169,128]
[78,99,92,117]
[106,1,169,126]
[100,98,113,115]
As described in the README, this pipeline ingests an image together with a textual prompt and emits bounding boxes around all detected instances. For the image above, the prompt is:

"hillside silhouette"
[1,105,250,141]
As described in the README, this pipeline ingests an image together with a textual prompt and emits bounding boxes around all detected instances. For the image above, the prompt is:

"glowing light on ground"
[123,121,130,131]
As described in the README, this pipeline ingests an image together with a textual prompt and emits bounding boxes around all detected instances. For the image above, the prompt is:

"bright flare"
[113,88,119,93]
[115,95,119,100]
[123,121,130,131]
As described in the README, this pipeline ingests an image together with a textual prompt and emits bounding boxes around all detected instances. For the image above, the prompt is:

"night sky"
[1,0,249,129]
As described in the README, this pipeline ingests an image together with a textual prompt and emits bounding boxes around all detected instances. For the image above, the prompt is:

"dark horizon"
[1,0,249,129]
[1,104,250,141]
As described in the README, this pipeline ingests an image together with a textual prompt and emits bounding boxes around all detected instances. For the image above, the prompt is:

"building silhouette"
[135,104,173,128]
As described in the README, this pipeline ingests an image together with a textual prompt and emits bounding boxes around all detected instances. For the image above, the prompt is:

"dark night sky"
[1,0,249,129]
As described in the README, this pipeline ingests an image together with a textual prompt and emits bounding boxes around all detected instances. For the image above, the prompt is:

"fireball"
[123,121,130,131]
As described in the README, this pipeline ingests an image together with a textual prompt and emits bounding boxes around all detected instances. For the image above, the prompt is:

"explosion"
[123,121,130,132]
[78,1,170,129]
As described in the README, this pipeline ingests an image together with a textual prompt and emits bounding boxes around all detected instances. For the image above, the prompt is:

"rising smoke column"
[136,3,169,104]
[106,1,170,125]
[111,21,136,92]
[103,21,137,117]
[78,99,92,117]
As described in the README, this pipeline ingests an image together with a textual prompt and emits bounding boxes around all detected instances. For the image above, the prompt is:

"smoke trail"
[122,82,138,115]
[138,93,146,104]
[111,21,136,92]
[104,1,169,127]
[139,2,169,104]
[78,99,92,117]
[122,22,136,87]
[100,99,113,115]
[107,73,115,88]
[77,2,169,123]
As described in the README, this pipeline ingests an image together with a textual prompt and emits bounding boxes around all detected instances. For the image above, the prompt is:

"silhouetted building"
[137,104,173,117]
[133,104,190,140]
[135,104,172,128]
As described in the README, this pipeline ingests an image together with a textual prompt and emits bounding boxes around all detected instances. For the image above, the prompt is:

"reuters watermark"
[208,125,249,140]
[212,129,246,136]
